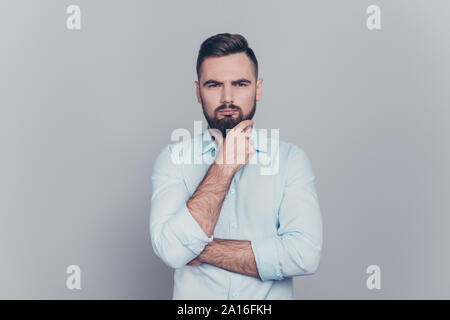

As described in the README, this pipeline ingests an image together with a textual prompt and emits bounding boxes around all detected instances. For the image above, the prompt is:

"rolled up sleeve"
[150,144,213,269]
[251,145,323,281]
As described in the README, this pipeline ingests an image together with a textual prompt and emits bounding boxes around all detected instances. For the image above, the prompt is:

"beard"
[201,99,257,138]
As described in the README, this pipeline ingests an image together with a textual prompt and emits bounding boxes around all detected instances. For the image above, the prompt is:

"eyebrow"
[202,78,252,87]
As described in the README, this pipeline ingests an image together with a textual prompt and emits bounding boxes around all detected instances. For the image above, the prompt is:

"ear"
[256,77,263,101]
[195,80,202,104]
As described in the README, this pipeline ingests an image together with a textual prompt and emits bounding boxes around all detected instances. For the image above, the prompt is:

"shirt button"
[232,291,240,298]
[230,188,235,194]
[231,223,237,229]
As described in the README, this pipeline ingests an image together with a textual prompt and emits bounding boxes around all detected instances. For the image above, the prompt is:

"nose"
[220,83,234,105]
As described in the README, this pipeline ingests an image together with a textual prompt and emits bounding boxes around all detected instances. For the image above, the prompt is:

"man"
[150,33,323,299]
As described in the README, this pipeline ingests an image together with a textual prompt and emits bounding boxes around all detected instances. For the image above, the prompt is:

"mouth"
[219,108,238,115]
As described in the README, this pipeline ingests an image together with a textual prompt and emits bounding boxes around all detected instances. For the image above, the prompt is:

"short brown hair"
[196,33,258,79]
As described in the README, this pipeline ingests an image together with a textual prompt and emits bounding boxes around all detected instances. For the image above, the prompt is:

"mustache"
[215,104,241,112]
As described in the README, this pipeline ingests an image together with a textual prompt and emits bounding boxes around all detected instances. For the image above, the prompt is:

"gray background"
[1,0,449,299]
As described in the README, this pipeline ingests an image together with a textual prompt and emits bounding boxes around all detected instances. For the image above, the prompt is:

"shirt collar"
[201,124,268,155]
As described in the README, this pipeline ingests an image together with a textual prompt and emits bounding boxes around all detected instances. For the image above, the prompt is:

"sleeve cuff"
[168,202,214,255]
[251,236,284,281]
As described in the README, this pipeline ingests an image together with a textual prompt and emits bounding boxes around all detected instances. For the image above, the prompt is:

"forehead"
[200,52,255,82]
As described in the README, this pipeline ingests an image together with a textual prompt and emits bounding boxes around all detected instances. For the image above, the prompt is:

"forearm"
[198,238,259,278]
[187,164,234,237]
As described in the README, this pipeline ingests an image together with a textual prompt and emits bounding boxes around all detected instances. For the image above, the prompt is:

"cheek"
[235,89,255,106]
[201,91,220,112]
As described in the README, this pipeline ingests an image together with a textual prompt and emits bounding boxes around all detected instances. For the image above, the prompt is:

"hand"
[187,256,202,267]
[209,120,256,175]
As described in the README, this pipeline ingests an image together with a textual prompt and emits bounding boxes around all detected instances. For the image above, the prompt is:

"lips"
[219,108,238,115]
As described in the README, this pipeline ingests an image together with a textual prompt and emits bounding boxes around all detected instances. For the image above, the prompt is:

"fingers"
[236,120,253,142]
[242,129,252,139]
[233,119,253,134]
[222,120,253,141]
[187,258,201,266]
[249,138,256,155]
[210,120,253,141]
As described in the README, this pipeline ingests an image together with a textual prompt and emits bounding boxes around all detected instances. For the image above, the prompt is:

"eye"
[208,84,219,88]
[237,82,248,87]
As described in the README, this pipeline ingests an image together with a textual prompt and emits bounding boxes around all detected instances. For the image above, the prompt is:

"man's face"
[195,52,263,138]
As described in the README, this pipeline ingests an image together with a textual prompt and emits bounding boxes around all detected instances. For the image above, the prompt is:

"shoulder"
[276,140,315,182]
[272,138,311,165]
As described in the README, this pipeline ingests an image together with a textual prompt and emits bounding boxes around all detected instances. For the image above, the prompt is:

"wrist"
[212,162,236,179]
[198,240,214,263]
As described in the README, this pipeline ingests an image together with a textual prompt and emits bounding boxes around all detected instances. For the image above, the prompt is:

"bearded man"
[150,33,323,300]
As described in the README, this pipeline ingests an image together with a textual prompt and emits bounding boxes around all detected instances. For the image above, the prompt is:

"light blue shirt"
[150,125,323,299]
